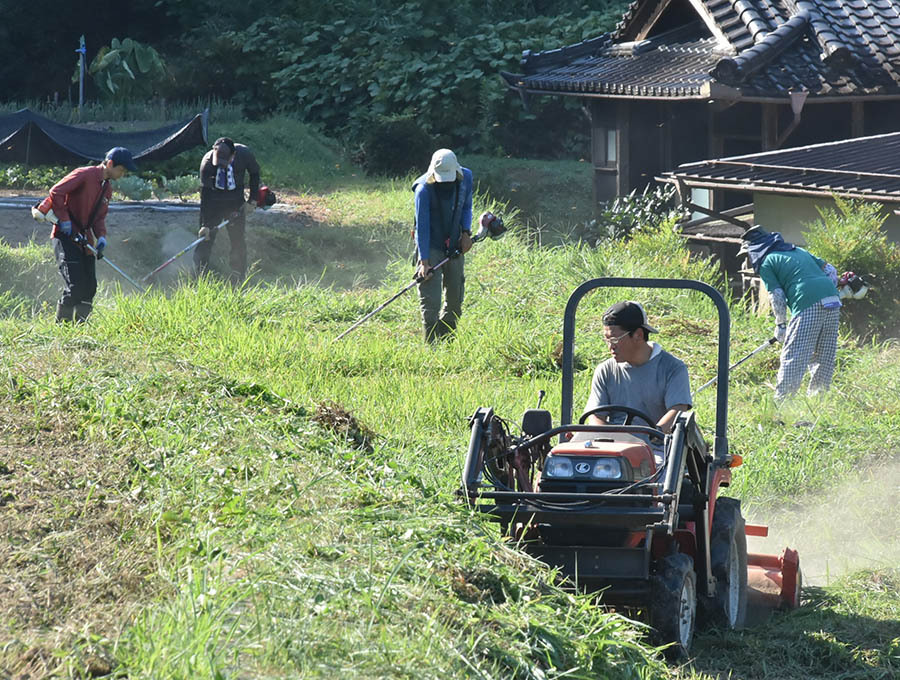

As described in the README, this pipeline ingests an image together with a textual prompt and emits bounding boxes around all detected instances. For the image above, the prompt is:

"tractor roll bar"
[560,278,731,461]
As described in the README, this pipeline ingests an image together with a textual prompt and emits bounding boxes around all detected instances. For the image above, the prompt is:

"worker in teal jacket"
[412,148,473,342]
[742,226,841,400]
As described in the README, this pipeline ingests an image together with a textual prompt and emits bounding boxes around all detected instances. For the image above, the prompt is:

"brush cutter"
[142,216,231,282]
[32,197,145,292]
[334,212,506,341]
[142,186,278,282]
[693,337,777,396]
[460,278,801,660]
[68,232,146,293]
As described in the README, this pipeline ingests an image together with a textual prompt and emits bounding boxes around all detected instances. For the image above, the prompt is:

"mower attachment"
[747,546,802,610]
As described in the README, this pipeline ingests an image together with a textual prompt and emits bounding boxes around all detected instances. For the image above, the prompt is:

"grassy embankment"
[1,117,898,679]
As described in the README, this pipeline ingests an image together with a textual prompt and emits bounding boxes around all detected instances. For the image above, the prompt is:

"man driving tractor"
[584,301,692,464]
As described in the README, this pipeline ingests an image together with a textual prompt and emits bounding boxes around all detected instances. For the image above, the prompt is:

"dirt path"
[0,192,395,291]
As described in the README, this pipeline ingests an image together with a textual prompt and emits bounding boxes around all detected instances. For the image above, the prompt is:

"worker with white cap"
[411,148,474,342]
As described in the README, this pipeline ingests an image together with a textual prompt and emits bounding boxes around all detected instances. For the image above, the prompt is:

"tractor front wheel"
[650,552,696,660]
[702,497,748,629]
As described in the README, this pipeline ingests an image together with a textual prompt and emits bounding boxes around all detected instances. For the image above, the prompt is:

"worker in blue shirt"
[412,148,474,342]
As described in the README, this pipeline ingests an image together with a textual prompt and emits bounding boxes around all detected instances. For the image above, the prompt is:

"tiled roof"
[669,131,900,200]
[504,35,722,98]
[504,0,900,100]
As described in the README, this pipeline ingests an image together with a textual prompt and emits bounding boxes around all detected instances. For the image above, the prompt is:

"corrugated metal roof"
[509,0,900,100]
[670,131,900,199]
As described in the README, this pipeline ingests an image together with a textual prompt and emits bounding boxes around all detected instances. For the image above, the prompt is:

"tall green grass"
[1,195,898,678]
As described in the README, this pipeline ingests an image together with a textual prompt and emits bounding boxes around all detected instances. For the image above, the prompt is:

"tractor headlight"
[591,458,624,480]
[544,456,574,478]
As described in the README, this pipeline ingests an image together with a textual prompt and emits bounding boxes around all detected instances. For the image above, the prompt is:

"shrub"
[86,37,170,102]
[140,150,199,180]
[803,196,900,338]
[113,175,153,201]
[1,163,71,191]
[575,184,680,244]
[162,175,200,201]
[357,115,434,177]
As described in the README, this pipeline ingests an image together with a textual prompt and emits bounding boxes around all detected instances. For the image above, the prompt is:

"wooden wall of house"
[591,99,711,203]
[590,97,900,207]
[590,100,619,202]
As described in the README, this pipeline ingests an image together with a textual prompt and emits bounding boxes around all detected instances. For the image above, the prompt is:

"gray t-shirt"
[584,343,692,428]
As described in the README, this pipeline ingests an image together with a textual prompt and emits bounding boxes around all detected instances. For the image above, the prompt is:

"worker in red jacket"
[44,147,137,322]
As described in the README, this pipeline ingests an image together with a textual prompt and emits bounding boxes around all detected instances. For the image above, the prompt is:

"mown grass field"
[1,117,898,679]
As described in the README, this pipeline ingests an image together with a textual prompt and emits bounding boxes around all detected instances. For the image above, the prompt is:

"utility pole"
[76,35,86,118]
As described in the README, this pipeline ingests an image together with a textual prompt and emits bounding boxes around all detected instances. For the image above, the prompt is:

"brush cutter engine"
[838,270,868,299]
[475,211,506,241]
[31,196,58,224]
[256,185,277,208]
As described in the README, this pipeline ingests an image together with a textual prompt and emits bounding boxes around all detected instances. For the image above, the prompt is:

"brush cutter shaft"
[693,337,776,396]
[143,218,231,282]
[81,241,147,293]
[333,220,505,342]
[334,255,451,341]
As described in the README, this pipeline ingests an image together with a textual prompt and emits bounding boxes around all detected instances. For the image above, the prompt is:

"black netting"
[0,108,208,166]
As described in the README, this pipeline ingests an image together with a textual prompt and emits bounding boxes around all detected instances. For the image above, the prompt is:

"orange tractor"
[461,278,800,658]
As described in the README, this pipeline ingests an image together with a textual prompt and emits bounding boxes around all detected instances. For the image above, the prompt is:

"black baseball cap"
[602,300,658,334]
[106,146,137,172]
[105,147,137,171]
[213,137,236,153]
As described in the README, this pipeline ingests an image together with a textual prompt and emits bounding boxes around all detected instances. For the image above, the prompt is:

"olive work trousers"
[416,248,464,343]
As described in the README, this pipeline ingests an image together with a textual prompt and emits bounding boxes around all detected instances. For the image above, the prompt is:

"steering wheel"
[578,404,665,442]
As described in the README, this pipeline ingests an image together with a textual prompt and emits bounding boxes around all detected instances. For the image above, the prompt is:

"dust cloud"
[745,458,900,586]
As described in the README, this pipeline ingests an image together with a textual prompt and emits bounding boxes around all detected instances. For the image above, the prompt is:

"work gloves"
[95,236,107,259]
[415,260,433,282]
[59,220,73,236]
[198,226,212,241]
[775,323,786,343]
[824,263,838,286]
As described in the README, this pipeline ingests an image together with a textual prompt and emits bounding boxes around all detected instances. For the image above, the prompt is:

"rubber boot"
[56,303,75,323]
[424,323,441,344]
[74,302,93,323]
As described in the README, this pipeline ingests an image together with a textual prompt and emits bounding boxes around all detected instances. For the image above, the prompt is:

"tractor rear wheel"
[650,552,696,660]
[702,497,748,629]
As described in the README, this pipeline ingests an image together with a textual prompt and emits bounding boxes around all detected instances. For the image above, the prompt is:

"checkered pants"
[776,301,840,400]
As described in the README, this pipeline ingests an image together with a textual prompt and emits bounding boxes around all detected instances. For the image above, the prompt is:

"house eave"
[502,74,900,105]
[661,174,900,204]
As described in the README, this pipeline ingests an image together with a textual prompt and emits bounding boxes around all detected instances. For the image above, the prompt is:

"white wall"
[753,193,900,244]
